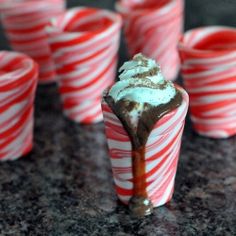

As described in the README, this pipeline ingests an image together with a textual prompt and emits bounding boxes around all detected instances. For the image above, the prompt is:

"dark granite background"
[0,0,236,235]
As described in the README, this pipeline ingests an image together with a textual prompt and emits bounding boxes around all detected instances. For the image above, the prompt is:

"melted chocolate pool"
[105,89,182,217]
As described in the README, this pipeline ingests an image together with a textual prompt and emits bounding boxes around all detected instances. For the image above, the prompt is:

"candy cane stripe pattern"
[102,86,189,207]
[0,51,38,161]
[0,0,65,84]
[116,0,184,81]
[47,8,122,124]
[178,26,236,138]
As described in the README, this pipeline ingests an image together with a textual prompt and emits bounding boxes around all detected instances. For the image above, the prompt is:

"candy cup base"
[62,99,104,124]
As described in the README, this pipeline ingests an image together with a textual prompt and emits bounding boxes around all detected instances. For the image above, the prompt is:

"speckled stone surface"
[0,0,236,235]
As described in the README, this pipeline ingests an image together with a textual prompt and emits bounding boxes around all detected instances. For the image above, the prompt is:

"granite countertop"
[0,0,236,235]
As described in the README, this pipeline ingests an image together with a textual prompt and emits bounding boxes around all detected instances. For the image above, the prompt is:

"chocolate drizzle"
[105,90,183,217]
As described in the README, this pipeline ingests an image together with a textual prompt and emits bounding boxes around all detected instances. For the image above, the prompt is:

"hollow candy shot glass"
[0,0,65,84]
[102,85,189,208]
[178,26,236,138]
[46,7,122,124]
[116,0,184,81]
[0,51,38,161]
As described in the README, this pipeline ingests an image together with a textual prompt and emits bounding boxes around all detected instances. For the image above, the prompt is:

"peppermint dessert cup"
[102,54,189,216]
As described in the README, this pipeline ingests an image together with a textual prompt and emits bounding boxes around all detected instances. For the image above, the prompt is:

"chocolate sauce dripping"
[105,90,182,217]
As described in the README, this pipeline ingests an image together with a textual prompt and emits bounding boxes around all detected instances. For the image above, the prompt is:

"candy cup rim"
[178,26,236,56]
[116,0,177,15]
[102,83,189,137]
[0,51,38,91]
[46,7,122,36]
[0,0,64,15]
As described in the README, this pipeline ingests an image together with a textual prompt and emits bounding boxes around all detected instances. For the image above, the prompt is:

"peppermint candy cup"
[47,7,122,124]
[0,0,65,84]
[178,26,236,138]
[0,51,38,161]
[116,0,184,81]
[102,85,189,208]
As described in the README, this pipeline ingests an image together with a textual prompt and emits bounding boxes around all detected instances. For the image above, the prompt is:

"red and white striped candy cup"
[47,7,122,124]
[0,0,65,84]
[0,51,38,161]
[116,0,184,81]
[102,86,188,207]
[178,26,236,138]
